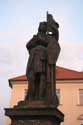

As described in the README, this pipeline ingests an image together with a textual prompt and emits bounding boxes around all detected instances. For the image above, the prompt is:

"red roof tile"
[9,66,83,81]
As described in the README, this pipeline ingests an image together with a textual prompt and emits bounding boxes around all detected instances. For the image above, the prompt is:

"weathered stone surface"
[25,12,60,105]
[5,100,64,125]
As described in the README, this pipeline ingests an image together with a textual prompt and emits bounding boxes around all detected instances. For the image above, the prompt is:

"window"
[56,89,60,103]
[79,89,83,105]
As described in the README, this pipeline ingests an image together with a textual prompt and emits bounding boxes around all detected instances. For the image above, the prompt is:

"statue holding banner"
[26,12,60,105]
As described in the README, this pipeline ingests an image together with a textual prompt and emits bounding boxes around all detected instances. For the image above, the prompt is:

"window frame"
[79,89,83,105]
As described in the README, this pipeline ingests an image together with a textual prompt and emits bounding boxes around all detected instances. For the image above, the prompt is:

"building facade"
[7,66,83,125]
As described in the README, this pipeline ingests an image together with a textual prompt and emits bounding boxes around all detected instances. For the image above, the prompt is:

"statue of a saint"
[26,22,47,100]
[26,12,60,105]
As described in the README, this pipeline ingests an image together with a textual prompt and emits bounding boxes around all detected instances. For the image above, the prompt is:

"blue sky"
[0,0,83,124]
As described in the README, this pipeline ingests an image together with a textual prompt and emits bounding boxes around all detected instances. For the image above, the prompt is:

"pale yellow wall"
[6,80,83,125]
[6,81,28,125]
[9,81,28,107]
[57,80,83,125]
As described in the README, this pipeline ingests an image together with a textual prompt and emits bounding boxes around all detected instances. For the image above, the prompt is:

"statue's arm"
[26,35,37,51]
[26,34,48,52]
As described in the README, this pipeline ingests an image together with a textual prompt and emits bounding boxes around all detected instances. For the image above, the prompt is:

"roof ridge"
[8,66,83,82]
[56,66,80,73]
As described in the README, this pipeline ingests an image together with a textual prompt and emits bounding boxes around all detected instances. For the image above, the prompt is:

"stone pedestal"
[5,100,64,125]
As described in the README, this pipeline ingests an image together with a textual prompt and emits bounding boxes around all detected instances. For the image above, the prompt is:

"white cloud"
[0,41,28,77]
[57,42,83,71]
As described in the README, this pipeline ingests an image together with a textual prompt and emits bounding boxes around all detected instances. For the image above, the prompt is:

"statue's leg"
[39,73,46,100]
[34,73,40,100]
[46,64,52,104]
[28,72,35,101]
[51,65,55,97]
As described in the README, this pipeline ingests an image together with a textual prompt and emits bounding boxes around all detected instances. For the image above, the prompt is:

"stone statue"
[5,13,64,125]
[26,12,60,105]
[26,22,48,100]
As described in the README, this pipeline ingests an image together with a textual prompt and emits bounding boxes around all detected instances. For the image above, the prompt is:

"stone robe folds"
[27,45,46,75]
[47,36,61,84]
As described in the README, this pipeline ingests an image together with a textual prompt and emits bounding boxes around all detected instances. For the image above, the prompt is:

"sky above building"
[0,0,83,124]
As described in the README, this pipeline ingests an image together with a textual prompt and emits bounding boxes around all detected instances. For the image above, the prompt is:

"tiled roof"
[9,66,83,81]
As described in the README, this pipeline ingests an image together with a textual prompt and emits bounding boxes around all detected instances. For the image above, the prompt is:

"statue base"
[5,100,64,125]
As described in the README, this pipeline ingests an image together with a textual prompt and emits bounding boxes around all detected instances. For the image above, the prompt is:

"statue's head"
[38,22,47,33]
